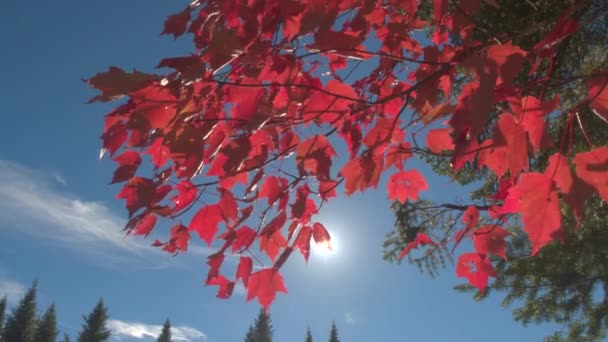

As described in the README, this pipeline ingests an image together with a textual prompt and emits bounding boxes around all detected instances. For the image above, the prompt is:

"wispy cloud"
[0,161,146,254]
[108,319,206,341]
[0,275,26,304]
[0,160,232,270]
[344,312,356,327]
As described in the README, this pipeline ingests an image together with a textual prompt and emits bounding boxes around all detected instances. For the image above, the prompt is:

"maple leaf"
[456,253,496,294]
[260,229,288,262]
[294,226,312,262]
[218,190,239,223]
[387,170,429,203]
[259,176,289,209]
[341,150,383,195]
[111,150,141,184]
[231,226,257,253]
[478,114,528,179]
[116,177,157,217]
[534,11,579,52]
[102,122,127,157]
[398,233,438,259]
[145,138,171,169]
[161,7,191,39]
[574,147,608,202]
[517,96,560,152]
[86,67,158,103]
[419,102,455,124]
[171,181,198,214]
[207,275,234,299]
[452,206,479,252]
[132,212,157,237]
[312,222,331,252]
[587,75,608,122]
[296,135,336,181]
[189,205,223,246]
[502,173,563,255]
[236,256,253,287]
[246,269,288,312]
[385,142,412,170]
[167,224,190,253]
[473,225,510,260]
[426,128,455,154]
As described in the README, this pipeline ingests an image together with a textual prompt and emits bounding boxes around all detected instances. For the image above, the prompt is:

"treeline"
[244,309,341,342]
[0,282,174,342]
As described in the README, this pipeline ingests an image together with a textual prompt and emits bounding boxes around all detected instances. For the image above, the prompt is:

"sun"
[311,232,338,257]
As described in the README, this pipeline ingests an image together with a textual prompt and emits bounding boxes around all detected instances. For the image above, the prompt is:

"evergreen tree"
[244,309,273,342]
[77,299,110,342]
[2,282,38,342]
[384,1,608,340]
[243,324,255,342]
[62,333,70,342]
[305,327,313,342]
[34,304,58,342]
[0,295,7,342]
[328,322,339,342]
[157,319,172,342]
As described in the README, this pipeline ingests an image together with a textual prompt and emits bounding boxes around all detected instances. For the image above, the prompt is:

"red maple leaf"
[587,74,608,122]
[452,206,479,252]
[398,233,438,259]
[473,225,510,260]
[132,212,157,237]
[246,269,288,312]
[456,253,497,294]
[296,135,336,181]
[502,173,563,255]
[478,113,528,179]
[161,7,191,39]
[294,226,312,262]
[111,150,141,184]
[574,147,608,202]
[171,181,198,215]
[341,151,383,195]
[189,205,223,246]
[85,67,157,103]
[145,138,171,169]
[207,275,234,299]
[231,226,257,253]
[116,177,157,217]
[387,170,429,203]
[312,222,331,252]
[259,176,289,209]
[236,256,253,287]
[385,142,413,170]
[426,128,454,154]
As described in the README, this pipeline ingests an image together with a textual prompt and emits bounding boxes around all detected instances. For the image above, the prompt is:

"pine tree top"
[33,303,58,342]
[157,319,172,342]
[305,327,313,342]
[2,281,38,342]
[77,298,111,342]
[328,321,340,342]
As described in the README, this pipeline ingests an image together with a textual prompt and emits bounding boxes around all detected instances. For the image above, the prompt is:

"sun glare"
[312,233,338,257]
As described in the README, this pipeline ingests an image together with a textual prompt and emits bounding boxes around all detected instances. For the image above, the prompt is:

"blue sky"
[0,1,562,341]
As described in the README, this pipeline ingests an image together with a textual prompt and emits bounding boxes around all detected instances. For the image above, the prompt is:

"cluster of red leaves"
[87,0,608,307]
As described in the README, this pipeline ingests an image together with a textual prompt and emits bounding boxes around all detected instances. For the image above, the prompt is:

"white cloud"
[0,161,143,253]
[344,312,356,327]
[0,276,26,304]
[108,319,206,341]
[0,160,231,269]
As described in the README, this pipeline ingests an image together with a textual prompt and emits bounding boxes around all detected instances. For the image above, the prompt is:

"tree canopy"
[86,0,608,318]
